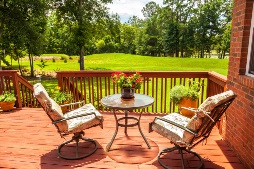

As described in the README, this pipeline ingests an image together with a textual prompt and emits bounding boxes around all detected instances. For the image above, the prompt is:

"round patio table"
[101,93,154,151]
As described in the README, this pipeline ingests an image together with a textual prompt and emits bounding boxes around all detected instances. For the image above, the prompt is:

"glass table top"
[101,93,154,110]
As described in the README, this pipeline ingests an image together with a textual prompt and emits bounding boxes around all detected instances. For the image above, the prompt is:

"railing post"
[207,71,227,97]
[207,71,228,135]
[11,71,22,108]
[57,71,63,88]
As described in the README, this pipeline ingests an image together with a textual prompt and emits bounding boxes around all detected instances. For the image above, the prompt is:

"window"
[248,28,254,75]
[246,3,254,77]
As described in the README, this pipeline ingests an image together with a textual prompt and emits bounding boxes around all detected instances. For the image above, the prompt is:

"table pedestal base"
[106,110,151,151]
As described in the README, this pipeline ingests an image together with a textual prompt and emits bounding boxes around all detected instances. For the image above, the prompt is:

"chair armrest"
[52,112,97,124]
[179,107,199,112]
[60,101,85,107]
[154,116,198,136]
[179,107,214,122]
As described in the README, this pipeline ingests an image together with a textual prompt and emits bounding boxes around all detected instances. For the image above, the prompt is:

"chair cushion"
[152,90,236,147]
[152,113,193,147]
[33,83,51,104]
[186,90,236,130]
[33,83,66,131]
[64,103,103,134]
[197,90,235,118]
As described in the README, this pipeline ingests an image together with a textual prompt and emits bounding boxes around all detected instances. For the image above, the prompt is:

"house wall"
[226,0,254,168]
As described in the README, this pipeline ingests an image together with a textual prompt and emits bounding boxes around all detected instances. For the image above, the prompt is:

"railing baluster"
[0,70,227,114]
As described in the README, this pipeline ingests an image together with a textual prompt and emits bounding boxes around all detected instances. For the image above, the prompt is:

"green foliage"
[0,92,17,103]
[37,59,48,70]
[96,40,106,52]
[49,86,72,104]
[170,80,203,104]
[52,57,56,62]
[63,58,67,63]
[1,0,232,75]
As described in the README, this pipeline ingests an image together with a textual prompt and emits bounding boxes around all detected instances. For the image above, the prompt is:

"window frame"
[246,3,254,77]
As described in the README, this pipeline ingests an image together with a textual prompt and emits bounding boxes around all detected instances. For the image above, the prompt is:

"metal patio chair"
[33,83,103,160]
[149,90,236,169]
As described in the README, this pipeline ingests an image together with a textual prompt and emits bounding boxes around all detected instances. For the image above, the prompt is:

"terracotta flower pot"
[0,101,15,112]
[178,97,198,118]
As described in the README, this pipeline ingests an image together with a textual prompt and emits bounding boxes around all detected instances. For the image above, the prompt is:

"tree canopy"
[1,0,233,74]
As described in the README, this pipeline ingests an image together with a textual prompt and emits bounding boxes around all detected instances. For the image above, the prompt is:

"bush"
[170,80,203,104]
[0,91,16,103]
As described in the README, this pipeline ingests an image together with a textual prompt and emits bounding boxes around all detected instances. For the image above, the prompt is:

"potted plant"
[170,79,203,118]
[49,86,72,113]
[0,91,17,111]
[111,72,142,100]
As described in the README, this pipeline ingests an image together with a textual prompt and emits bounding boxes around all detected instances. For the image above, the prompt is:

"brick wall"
[226,0,254,168]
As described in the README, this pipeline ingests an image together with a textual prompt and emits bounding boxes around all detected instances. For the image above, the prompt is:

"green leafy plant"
[111,72,142,89]
[0,91,16,103]
[49,86,72,104]
[170,79,203,104]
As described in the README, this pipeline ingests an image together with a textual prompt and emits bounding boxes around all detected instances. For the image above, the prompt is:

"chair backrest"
[185,90,236,147]
[33,83,68,133]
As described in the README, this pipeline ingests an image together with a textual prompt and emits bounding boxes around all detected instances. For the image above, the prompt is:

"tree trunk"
[79,46,84,70]
[222,50,226,59]
[200,47,204,58]
[28,53,34,77]
[0,49,3,70]
[17,57,23,76]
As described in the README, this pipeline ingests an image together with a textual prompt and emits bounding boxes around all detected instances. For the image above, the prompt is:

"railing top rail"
[57,71,210,78]
[208,71,227,83]
[0,70,19,75]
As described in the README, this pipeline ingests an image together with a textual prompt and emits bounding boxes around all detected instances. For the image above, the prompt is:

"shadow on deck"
[0,108,245,169]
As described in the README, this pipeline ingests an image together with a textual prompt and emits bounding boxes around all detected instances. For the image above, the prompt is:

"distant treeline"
[1,0,232,72]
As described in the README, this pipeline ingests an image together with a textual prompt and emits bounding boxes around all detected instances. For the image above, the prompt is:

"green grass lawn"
[4,53,229,75]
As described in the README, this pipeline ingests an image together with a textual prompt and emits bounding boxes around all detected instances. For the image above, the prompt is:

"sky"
[106,0,163,23]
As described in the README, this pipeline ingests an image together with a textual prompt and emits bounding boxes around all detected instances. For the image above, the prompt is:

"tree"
[0,0,48,74]
[140,2,162,56]
[54,0,112,70]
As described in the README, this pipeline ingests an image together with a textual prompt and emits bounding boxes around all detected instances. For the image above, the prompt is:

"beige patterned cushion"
[198,90,235,114]
[64,103,103,134]
[33,83,66,131]
[152,113,193,147]
[33,83,51,104]
[186,90,236,129]
[152,90,236,147]
[47,98,67,132]
[34,83,103,134]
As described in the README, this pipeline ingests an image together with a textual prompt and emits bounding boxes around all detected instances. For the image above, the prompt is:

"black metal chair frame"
[149,96,236,169]
[36,98,103,160]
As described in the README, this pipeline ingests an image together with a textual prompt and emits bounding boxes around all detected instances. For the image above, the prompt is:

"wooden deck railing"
[57,71,227,114]
[0,70,227,112]
[0,70,38,108]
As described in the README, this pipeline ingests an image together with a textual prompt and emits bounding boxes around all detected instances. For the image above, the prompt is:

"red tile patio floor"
[0,108,245,169]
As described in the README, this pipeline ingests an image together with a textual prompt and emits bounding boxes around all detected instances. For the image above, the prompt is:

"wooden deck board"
[0,108,245,169]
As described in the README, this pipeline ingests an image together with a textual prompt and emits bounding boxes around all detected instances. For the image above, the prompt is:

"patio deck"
[0,108,245,169]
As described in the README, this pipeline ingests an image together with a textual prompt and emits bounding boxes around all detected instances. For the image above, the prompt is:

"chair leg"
[57,131,98,160]
[158,145,204,169]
